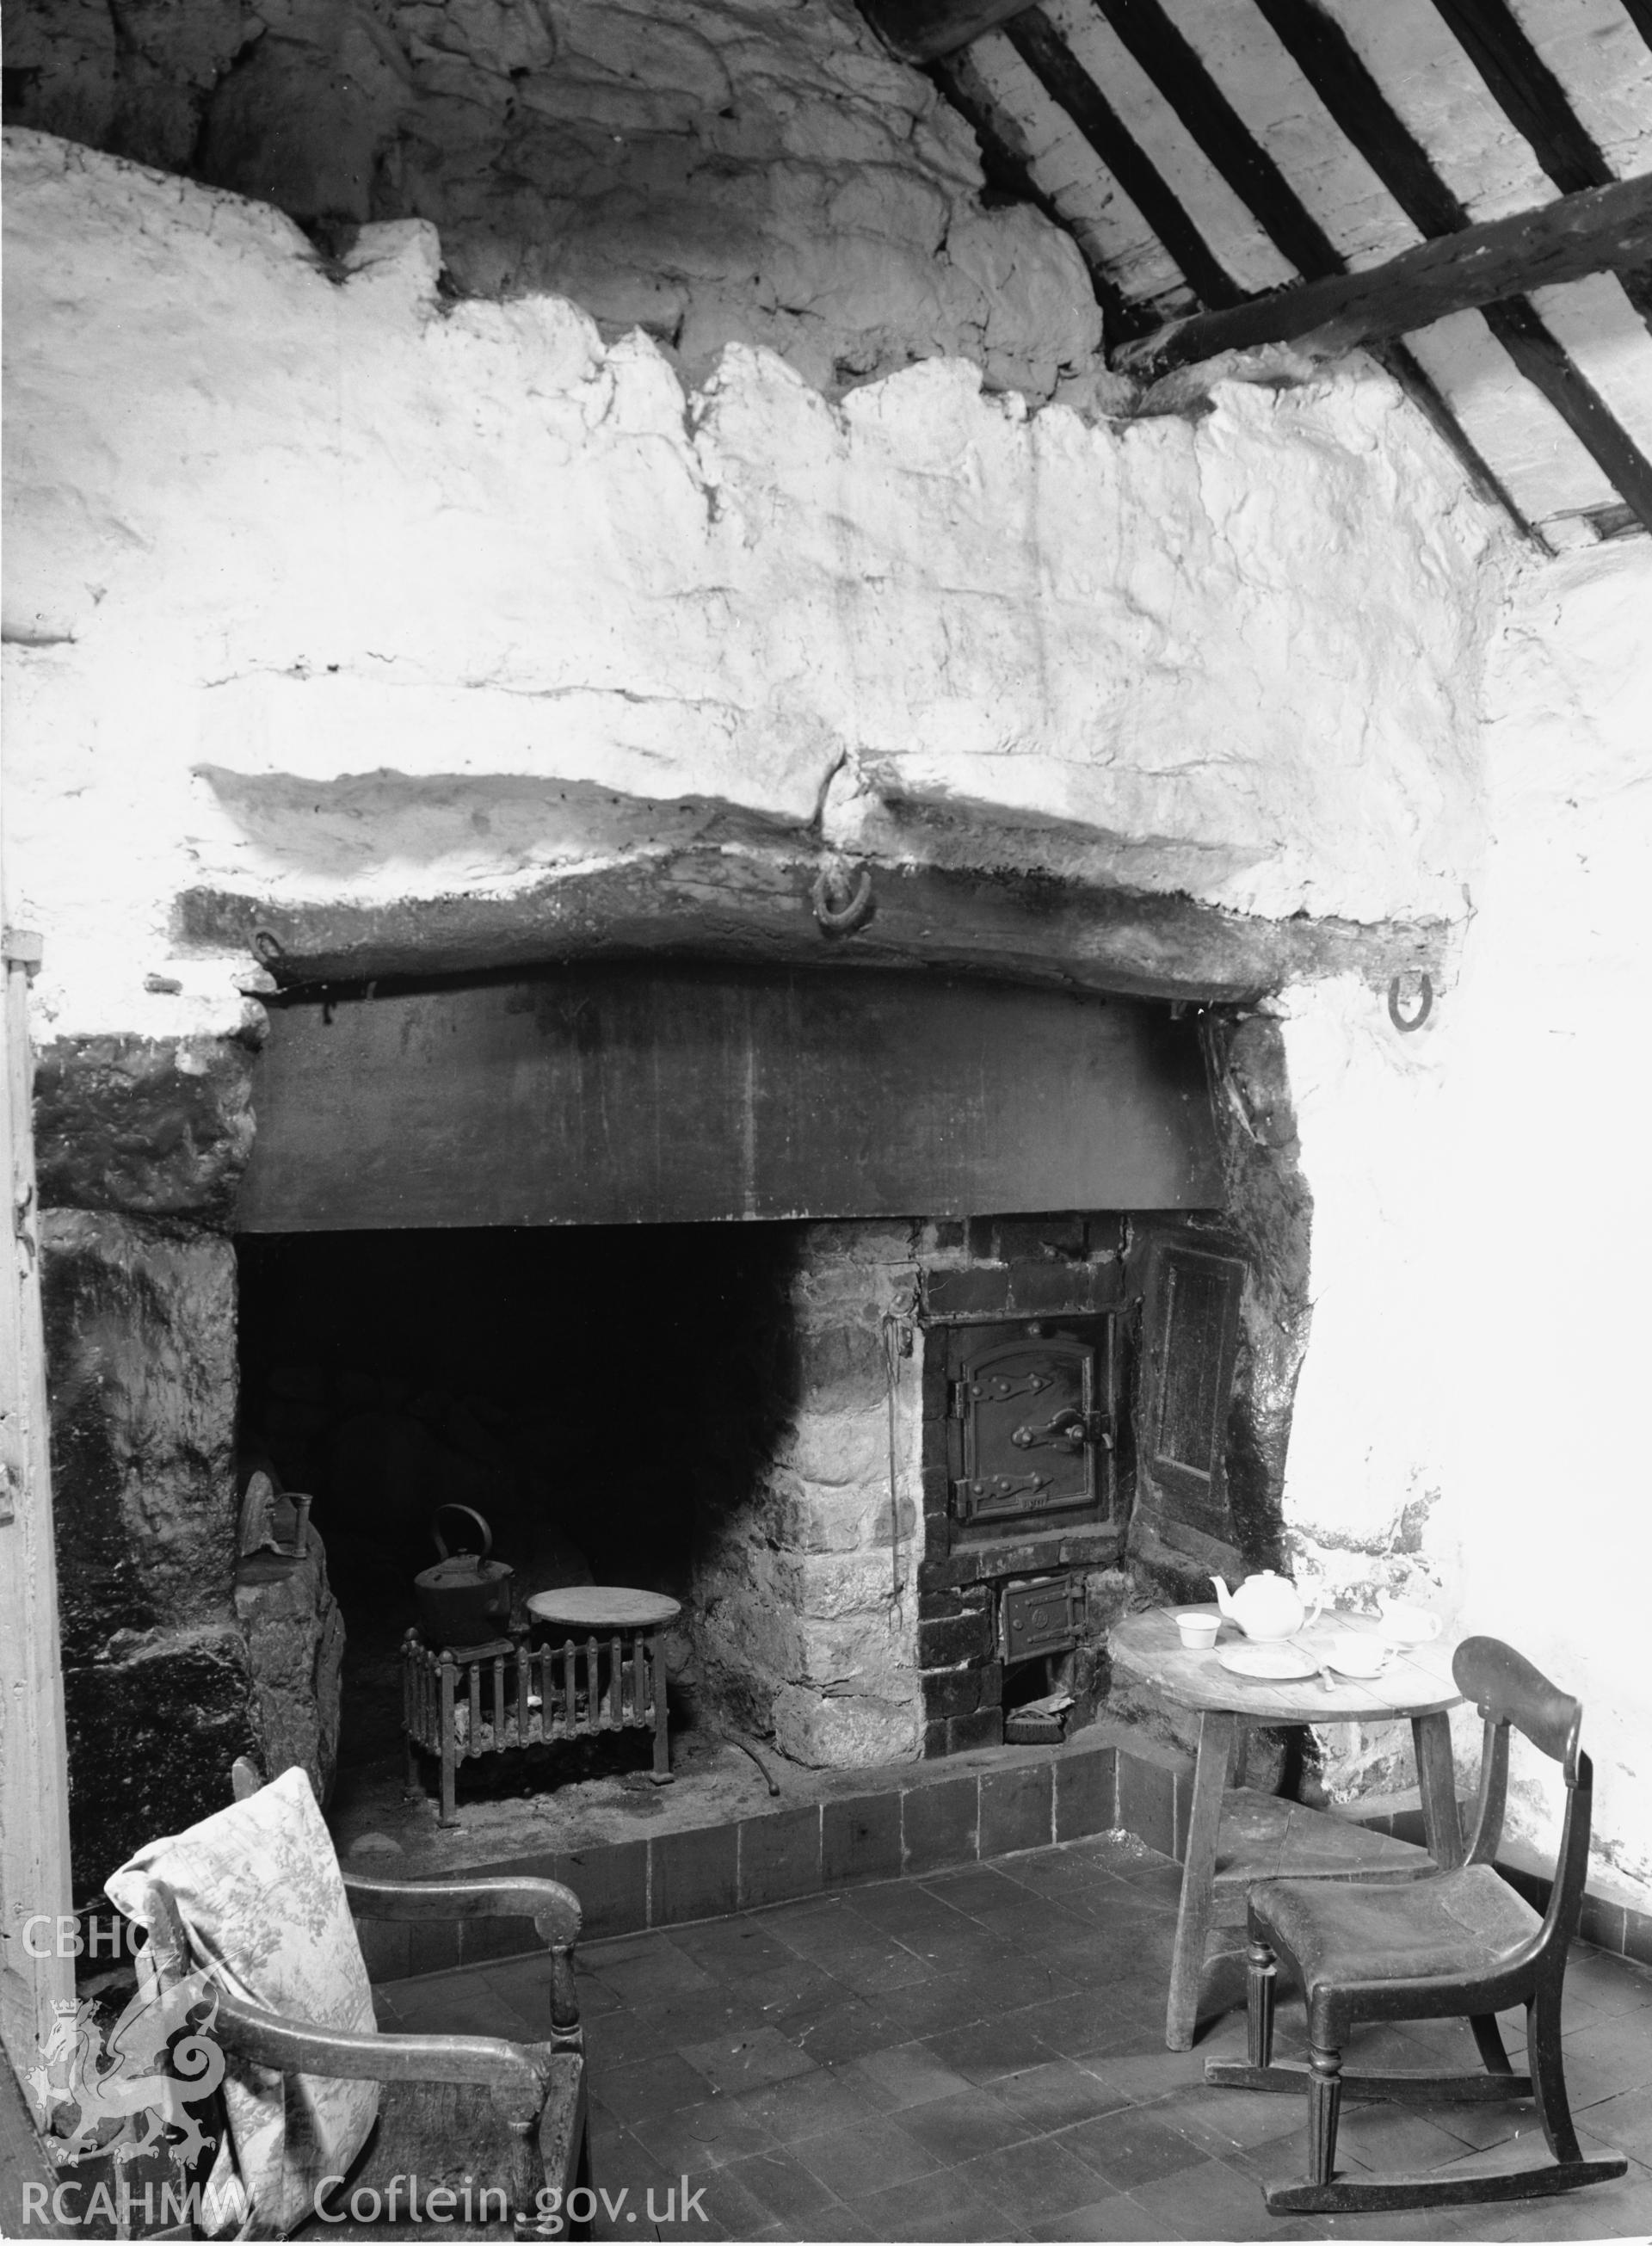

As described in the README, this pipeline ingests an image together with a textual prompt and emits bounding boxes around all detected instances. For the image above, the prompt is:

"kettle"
[1210,1570,1321,1643]
[415,1505,514,1648]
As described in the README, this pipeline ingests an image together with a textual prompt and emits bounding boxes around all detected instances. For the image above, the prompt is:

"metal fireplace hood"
[233,963,1224,1230]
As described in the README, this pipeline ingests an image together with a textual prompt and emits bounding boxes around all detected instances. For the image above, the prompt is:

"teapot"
[1210,1570,1321,1643]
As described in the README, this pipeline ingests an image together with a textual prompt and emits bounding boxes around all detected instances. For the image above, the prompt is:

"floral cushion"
[107,1766,379,2237]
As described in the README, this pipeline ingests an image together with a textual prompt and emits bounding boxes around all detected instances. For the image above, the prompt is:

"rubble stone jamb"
[37,1032,264,1893]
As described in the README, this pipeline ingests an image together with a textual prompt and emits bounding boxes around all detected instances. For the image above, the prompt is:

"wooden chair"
[145,1757,591,2237]
[1205,1636,1629,2216]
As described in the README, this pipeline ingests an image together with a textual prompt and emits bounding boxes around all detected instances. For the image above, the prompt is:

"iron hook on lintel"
[811,861,875,936]
[1387,971,1433,1034]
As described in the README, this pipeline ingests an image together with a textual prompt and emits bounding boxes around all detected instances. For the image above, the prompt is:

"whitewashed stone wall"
[1438,541,1652,1909]
[1279,539,1652,1911]
[4,0,1101,400]
[3,131,1507,1052]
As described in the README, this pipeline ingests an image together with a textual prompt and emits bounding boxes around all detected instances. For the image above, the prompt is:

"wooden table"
[1109,1605,1464,2051]
[527,1586,681,1786]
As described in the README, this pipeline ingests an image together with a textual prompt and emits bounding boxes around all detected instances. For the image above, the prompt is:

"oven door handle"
[1009,1409,1109,1452]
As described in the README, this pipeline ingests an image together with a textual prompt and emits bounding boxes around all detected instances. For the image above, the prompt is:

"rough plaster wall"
[3,132,1507,1052]
[1439,540,1652,1910]
[1278,542,1652,1911]
[2,0,1101,399]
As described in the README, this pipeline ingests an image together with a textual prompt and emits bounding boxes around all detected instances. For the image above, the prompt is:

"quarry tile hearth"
[367,1831,1652,2243]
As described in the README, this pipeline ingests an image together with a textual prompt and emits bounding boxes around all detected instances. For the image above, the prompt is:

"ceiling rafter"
[1477,293,1652,523]
[1365,338,1538,534]
[866,0,1042,62]
[1249,0,1652,534]
[1433,0,1617,190]
[1082,0,1342,280]
[860,0,1652,538]
[1114,175,1652,372]
[1041,0,1534,530]
[928,46,1152,339]
[999,9,1246,307]
[1427,0,1652,339]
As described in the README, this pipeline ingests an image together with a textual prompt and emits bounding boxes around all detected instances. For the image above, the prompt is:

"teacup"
[1175,1611,1221,1651]
[1378,1600,1441,1645]
[1327,1633,1388,1678]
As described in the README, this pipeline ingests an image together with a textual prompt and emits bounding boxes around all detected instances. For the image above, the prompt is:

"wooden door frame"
[0,901,73,2097]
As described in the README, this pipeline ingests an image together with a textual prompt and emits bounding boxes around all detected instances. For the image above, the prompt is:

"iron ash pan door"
[949,1323,1112,1529]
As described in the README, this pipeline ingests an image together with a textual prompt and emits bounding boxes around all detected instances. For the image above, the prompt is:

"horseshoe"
[811,863,875,936]
[1387,971,1433,1034]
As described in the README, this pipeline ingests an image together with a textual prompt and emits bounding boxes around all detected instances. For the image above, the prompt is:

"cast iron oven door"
[950,1327,1111,1528]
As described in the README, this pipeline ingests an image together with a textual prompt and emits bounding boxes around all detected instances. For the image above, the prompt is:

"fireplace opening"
[236,1221,807,1813]
[222,973,1304,1844]
[234,1195,1293,1854]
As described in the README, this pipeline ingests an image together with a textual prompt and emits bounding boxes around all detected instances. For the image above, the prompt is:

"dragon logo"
[26,1960,226,2170]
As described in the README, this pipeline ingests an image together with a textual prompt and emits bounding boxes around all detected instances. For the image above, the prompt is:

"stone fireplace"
[219,959,1309,1822]
[11,96,1538,1902]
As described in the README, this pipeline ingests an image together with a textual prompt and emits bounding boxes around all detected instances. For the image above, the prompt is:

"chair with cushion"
[1205,1635,1628,2216]
[107,1757,590,2238]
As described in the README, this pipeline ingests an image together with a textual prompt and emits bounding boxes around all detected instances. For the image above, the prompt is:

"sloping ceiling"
[866,0,1652,548]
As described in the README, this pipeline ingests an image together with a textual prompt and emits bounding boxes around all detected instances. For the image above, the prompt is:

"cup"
[1378,1601,1441,1645]
[1175,1611,1221,1651]
[1327,1633,1387,1678]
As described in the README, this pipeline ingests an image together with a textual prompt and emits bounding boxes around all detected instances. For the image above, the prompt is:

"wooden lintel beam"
[1114,172,1652,376]
[855,0,1036,64]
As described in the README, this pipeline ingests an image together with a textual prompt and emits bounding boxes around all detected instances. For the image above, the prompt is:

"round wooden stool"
[527,1587,681,1784]
[526,1587,681,1633]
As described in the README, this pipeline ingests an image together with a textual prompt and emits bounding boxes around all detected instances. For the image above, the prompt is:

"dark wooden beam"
[1570,499,1643,540]
[1249,0,1652,534]
[1249,0,1466,233]
[934,3,1517,525]
[1373,341,1542,543]
[928,48,1150,339]
[1480,295,1652,525]
[1089,0,1342,281]
[176,842,1449,1009]
[1430,0,1607,194]
[856,0,1035,64]
[1081,0,1539,530]
[1002,8,1243,308]
[1113,173,1652,372]
[1476,296,1652,528]
[1427,0,1652,337]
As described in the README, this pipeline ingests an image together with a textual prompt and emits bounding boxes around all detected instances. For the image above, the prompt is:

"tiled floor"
[376,1833,1652,2243]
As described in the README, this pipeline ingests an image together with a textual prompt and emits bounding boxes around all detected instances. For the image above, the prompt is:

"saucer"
[1217,1641,1319,1681]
